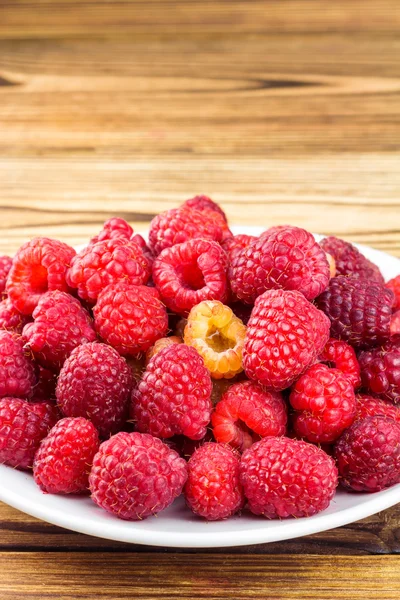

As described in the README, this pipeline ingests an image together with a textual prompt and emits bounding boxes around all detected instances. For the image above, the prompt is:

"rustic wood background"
[1,1,400,598]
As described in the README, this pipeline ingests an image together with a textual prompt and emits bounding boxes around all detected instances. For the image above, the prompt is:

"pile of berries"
[1,197,400,524]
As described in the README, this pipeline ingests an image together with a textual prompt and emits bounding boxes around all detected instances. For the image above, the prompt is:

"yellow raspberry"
[145,336,182,364]
[184,301,246,379]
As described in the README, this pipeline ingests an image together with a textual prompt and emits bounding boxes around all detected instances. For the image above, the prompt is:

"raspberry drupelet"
[152,238,229,316]
[6,238,76,315]
[319,338,361,389]
[320,236,384,283]
[184,301,246,379]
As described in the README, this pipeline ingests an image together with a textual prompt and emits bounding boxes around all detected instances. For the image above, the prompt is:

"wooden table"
[1,2,400,598]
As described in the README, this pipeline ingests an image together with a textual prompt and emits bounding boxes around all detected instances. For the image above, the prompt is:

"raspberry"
[289,363,356,443]
[130,234,154,269]
[320,236,384,283]
[56,342,133,438]
[183,195,227,222]
[89,431,188,520]
[6,238,76,315]
[243,290,330,390]
[0,331,37,399]
[153,239,228,316]
[222,234,257,263]
[0,256,12,296]
[335,416,400,492]
[131,344,212,440]
[211,381,287,451]
[184,301,246,379]
[22,291,96,370]
[34,417,100,494]
[358,340,400,403]
[90,217,134,244]
[66,238,151,303]
[93,283,168,356]
[319,338,361,388]
[386,275,400,311]
[356,394,400,423]
[0,298,31,334]
[145,336,182,364]
[184,442,244,520]
[149,207,223,255]
[390,310,400,336]
[316,276,393,348]
[240,437,338,518]
[229,226,330,304]
[0,398,59,469]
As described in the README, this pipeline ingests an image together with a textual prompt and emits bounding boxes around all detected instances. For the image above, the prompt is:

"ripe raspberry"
[240,437,338,518]
[93,283,168,356]
[56,342,133,438]
[184,301,246,379]
[356,394,400,423]
[0,331,37,399]
[0,256,12,296]
[6,238,76,315]
[320,236,384,283]
[145,336,182,364]
[229,226,330,304]
[319,338,361,388]
[386,275,400,311]
[149,207,223,255]
[90,217,134,244]
[316,276,393,348]
[130,233,154,269]
[34,417,100,494]
[153,239,228,316]
[243,290,330,390]
[23,291,96,370]
[0,298,31,334]
[358,341,400,403]
[390,310,400,337]
[211,381,287,451]
[335,416,400,492]
[183,195,227,222]
[0,398,59,469]
[222,234,257,263]
[89,431,188,520]
[66,238,151,303]
[184,442,244,520]
[132,344,212,440]
[289,363,356,443]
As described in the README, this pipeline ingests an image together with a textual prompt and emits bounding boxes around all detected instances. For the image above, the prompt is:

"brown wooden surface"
[1,1,400,598]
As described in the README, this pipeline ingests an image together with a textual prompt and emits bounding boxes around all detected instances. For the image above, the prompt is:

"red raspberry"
[320,236,384,283]
[229,226,330,304]
[221,234,257,263]
[130,233,154,269]
[390,310,400,336]
[183,195,227,222]
[149,207,223,255]
[153,239,228,316]
[316,276,393,348]
[386,275,400,311]
[319,338,361,388]
[93,283,168,357]
[335,416,400,492]
[34,417,100,494]
[132,344,212,440]
[66,238,150,303]
[0,298,31,334]
[289,363,356,443]
[211,381,287,451]
[6,238,76,315]
[56,342,133,438]
[0,398,59,469]
[243,290,330,390]
[356,394,400,423]
[240,437,338,518]
[0,256,12,296]
[90,217,134,244]
[89,431,188,520]
[184,442,244,520]
[0,331,37,399]
[23,291,96,370]
[358,340,400,403]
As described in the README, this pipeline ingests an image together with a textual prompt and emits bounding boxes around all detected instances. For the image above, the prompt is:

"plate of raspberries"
[0,195,400,548]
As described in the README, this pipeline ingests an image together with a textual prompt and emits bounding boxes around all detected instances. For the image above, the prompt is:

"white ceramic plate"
[1,226,400,548]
